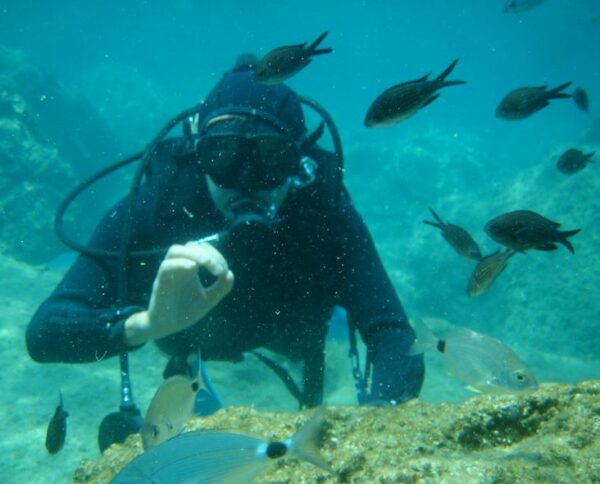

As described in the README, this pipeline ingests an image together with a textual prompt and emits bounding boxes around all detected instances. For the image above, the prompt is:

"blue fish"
[111,407,333,483]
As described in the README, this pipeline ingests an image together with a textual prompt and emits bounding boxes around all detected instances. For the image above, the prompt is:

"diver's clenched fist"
[124,242,234,345]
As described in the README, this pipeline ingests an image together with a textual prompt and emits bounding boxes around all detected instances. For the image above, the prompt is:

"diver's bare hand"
[124,242,234,345]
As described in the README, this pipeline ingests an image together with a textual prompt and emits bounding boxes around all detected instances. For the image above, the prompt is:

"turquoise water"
[1,1,599,482]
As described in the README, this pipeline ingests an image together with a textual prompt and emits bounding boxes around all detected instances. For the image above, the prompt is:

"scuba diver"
[26,54,424,448]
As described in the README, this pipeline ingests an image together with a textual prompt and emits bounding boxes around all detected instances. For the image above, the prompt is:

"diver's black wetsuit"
[26,139,424,405]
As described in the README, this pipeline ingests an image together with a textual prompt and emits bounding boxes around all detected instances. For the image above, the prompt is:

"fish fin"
[436,58,459,81]
[559,228,581,254]
[584,152,595,161]
[387,74,431,90]
[409,317,438,355]
[307,31,329,53]
[288,407,334,474]
[311,48,333,56]
[440,80,467,88]
[428,208,445,225]
[421,93,440,108]
[423,219,443,230]
[548,81,572,99]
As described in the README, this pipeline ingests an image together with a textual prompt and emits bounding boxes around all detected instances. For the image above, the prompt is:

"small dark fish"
[467,249,516,297]
[503,0,545,13]
[423,208,482,260]
[45,392,68,454]
[364,59,466,127]
[557,148,595,175]
[573,87,590,113]
[112,407,333,483]
[254,32,332,85]
[496,82,573,120]
[485,210,581,254]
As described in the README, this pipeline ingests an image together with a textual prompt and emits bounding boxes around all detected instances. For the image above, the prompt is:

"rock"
[73,380,600,483]
[0,46,118,263]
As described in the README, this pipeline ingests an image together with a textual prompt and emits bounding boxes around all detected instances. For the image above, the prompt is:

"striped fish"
[467,249,516,297]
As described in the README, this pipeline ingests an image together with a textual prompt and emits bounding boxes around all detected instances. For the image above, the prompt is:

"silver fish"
[365,59,466,127]
[423,208,482,260]
[504,0,546,13]
[141,365,206,450]
[496,82,573,120]
[557,148,594,175]
[467,249,516,297]
[410,318,538,394]
[254,32,332,85]
[112,407,333,483]
[485,210,581,253]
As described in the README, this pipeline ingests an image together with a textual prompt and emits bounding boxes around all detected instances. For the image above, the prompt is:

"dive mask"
[194,115,301,190]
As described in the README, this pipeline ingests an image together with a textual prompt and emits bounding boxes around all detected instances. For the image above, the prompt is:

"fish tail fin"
[409,317,438,355]
[584,152,595,162]
[423,219,443,230]
[559,228,581,254]
[307,31,329,53]
[429,207,444,225]
[288,407,334,474]
[436,58,459,82]
[548,81,572,99]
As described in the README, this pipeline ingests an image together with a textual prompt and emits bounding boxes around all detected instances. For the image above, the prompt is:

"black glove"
[365,326,425,405]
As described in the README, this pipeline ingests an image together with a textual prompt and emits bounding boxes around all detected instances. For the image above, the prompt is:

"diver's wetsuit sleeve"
[335,192,424,403]
[26,194,150,364]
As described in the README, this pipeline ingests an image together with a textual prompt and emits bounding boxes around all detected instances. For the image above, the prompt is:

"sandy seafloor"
[2,249,598,483]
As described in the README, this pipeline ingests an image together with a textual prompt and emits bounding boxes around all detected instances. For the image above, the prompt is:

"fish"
[253,32,333,85]
[112,407,334,483]
[556,148,595,175]
[573,87,590,113]
[423,208,482,260]
[467,249,516,297]
[141,355,207,450]
[484,210,581,254]
[503,0,546,13]
[410,318,538,394]
[364,59,466,127]
[45,392,69,454]
[495,82,573,120]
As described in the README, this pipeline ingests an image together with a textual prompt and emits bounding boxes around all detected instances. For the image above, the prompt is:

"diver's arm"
[336,193,424,403]
[26,194,150,363]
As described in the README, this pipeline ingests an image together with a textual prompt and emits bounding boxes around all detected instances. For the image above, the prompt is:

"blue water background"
[1,1,599,482]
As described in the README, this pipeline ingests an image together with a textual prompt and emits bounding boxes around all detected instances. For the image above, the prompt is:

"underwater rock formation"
[74,380,600,483]
[0,46,117,263]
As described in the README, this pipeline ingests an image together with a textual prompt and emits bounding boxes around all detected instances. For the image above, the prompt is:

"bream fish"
[410,318,538,394]
[423,207,482,260]
[503,0,546,13]
[467,249,516,297]
[364,59,466,127]
[112,407,334,483]
[45,391,68,454]
[485,210,581,254]
[556,148,594,175]
[141,360,206,450]
[496,82,573,120]
[573,87,590,113]
[254,32,332,85]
